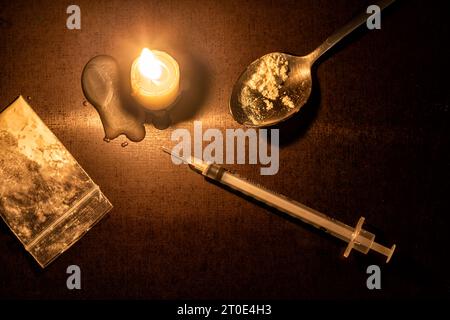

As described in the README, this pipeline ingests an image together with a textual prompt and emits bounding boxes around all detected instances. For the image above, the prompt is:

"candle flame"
[138,48,163,81]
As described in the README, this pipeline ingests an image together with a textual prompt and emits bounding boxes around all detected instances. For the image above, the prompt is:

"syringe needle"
[161,146,190,164]
[161,146,171,155]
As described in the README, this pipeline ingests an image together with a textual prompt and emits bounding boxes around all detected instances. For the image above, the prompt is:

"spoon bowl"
[230,53,313,127]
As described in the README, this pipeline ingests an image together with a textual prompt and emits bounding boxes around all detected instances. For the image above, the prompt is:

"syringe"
[162,147,396,263]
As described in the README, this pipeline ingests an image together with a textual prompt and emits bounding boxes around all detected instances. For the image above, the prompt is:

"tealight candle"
[130,48,180,111]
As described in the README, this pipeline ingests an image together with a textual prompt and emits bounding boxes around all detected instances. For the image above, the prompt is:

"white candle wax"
[131,48,180,111]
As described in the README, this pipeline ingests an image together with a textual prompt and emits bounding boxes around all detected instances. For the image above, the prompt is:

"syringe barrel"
[204,164,390,260]
[204,164,353,238]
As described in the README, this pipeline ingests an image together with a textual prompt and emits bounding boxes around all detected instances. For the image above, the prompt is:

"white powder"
[238,53,294,124]
[281,95,295,109]
[246,53,288,101]
[263,99,273,110]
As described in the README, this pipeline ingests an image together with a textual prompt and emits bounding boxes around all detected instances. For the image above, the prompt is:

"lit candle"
[130,48,180,111]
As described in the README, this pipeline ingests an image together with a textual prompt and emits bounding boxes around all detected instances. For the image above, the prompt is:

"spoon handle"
[307,0,395,63]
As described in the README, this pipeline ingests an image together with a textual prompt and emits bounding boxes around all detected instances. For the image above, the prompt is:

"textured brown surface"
[0,0,449,299]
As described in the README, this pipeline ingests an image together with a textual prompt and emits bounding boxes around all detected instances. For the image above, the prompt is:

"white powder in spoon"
[247,53,288,100]
[238,53,291,124]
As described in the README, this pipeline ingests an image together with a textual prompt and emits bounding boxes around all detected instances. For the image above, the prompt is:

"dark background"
[0,0,449,299]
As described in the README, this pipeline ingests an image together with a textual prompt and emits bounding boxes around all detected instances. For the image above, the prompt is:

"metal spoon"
[230,0,395,127]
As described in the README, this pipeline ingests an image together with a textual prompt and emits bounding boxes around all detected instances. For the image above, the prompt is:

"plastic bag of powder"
[0,96,112,267]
